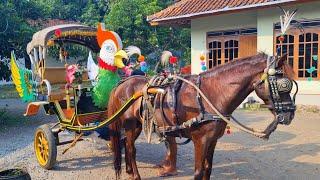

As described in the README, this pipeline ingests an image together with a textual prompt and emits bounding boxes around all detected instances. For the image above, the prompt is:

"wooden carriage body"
[24,24,107,129]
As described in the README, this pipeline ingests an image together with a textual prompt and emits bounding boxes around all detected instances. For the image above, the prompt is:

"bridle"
[254,56,298,124]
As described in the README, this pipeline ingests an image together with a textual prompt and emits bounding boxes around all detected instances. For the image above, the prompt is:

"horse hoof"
[158,168,178,177]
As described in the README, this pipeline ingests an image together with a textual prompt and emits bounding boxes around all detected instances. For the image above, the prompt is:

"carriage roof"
[26,24,100,55]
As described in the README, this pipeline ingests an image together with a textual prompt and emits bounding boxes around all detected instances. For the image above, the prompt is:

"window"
[207,28,257,70]
[298,33,318,78]
[276,34,294,67]
[224,40,239,63]
[208,41,222,69]
[275,32,319,80]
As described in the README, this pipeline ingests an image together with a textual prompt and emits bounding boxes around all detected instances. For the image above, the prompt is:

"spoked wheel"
[34,124,57,170]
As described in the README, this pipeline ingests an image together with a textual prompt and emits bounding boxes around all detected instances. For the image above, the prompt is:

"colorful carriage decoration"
[11,24,161,169]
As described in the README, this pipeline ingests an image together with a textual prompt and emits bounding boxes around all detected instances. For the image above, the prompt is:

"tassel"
[226,126,231,134]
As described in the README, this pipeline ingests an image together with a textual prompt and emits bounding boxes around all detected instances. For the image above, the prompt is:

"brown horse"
[108,53,296,180]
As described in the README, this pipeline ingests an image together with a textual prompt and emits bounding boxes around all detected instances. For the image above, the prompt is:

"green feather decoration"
[10,51,35,102]
[92,69,121,108]
[19,69,35,102]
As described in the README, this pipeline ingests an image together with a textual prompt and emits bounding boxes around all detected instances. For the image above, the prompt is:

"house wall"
[190,1,320,105]
[258,1,320,102]
[191,11,257,74]
[257,1,320,55]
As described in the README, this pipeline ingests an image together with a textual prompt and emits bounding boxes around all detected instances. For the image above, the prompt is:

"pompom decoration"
[55,29,62,37]
[313,55,318,61]
[141,65,148,73]
[138,55,145,62]
[140,61,147,67]
[47,40,54,46]
[123,66,133,77]
[200,55,205,61]
[169,56,178,64]
[200,53,207,72]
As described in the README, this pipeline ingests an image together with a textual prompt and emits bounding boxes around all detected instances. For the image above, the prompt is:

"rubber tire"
[0,169,31,180]
[34,124,57,170]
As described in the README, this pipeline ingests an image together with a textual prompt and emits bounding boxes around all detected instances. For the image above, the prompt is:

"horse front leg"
[193,136,210,180]
[158,136,178,177]
[203,140,217,179]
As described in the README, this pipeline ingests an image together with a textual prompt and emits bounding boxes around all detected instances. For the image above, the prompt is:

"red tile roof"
[147,0,312,25]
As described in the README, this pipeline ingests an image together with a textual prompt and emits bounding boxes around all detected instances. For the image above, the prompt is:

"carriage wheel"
[34,124,57,170]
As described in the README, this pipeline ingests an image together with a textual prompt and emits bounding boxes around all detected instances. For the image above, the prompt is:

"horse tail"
[108,90,122,179]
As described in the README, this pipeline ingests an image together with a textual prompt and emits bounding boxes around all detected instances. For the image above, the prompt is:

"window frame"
[274,28,320,80]
[207,36,239,69]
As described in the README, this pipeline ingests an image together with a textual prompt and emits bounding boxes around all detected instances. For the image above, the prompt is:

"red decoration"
[278,35,285,42]
[169,56,178,64]
[226,126,231,134]
[55,29,62,37]
[98,58,117,72]
[181,65,191,74]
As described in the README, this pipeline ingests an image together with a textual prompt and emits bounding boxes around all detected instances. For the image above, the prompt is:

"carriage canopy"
[27,24,100,56]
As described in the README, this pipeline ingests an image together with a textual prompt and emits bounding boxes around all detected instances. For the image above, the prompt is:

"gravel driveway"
[0,99,319,180]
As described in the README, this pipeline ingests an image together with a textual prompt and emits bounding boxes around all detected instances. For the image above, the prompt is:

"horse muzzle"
[277,111,295,125]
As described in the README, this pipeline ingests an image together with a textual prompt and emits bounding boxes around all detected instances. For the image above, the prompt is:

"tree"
[81,0,109,26]
[105,0,191,68]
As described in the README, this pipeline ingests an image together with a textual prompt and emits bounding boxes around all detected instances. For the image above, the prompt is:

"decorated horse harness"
[139,55,298,144]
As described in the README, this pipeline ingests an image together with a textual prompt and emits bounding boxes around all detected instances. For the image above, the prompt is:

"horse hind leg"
[158,136,178,177]
[124,120,142,180]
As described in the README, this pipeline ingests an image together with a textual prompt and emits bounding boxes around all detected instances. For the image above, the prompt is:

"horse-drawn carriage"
[10,8,299,179]
[11,24,161,170]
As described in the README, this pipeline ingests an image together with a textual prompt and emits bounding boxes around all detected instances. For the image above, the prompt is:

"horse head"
[252,54,297,126]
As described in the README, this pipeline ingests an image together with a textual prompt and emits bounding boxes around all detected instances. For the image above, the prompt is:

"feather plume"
[161,51,172,66]
[87,51,99,81]
[279,8,297,35]
[125,46,141,57]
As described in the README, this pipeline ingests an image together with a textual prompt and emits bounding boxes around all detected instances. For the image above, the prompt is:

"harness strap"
[196,76,206,120]
[173,75,269,138]
[157,113,228,135]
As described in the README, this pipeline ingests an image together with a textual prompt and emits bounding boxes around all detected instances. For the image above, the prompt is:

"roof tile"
[148,0,307,25]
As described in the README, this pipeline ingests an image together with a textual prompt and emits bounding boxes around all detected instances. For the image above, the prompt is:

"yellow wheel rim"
[34,131,49,166]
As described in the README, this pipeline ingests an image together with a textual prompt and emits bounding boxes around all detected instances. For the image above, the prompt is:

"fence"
[0,56,25,85]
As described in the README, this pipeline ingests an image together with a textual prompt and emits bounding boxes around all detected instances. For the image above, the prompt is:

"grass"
[0,84,19,99]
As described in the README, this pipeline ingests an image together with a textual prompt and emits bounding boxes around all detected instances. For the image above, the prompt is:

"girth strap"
[157,113,227,135]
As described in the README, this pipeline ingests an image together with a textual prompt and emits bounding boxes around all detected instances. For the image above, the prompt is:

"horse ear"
[277,53,288,68]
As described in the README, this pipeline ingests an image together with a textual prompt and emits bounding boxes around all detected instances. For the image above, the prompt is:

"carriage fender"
[24,101,49,116]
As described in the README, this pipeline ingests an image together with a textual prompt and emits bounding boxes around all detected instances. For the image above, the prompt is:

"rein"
[172,75,270,139]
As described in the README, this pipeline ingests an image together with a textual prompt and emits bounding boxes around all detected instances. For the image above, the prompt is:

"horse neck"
[200,58,266,114]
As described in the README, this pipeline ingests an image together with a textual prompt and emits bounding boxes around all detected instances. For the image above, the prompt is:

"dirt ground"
[0,99,319,180]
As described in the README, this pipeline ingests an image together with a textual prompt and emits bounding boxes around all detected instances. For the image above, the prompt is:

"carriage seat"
[42,67,89,85]
[40,67,89,101]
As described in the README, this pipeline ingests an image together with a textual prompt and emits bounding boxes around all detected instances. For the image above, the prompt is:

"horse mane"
[200,53,268,78]
[186,53,294,79]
